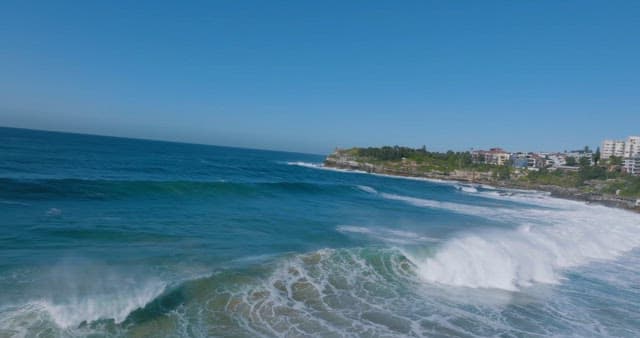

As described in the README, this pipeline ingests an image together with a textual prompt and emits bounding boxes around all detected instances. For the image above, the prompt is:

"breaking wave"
[378,191,640,291]
[455,184,478,193]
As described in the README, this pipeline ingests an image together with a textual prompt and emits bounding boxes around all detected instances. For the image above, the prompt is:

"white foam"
[379,192,508,219]
[336,225,372,234]
[370,172,459,186]
[286,161,465,186]
[219,247,422,337]
[285,161,322,168]
[356,185,378,194]
[337,225,439,244]
[455,185,478,193]
[285,162,368,174]
[43,280,166,328]
[394,193,640,291]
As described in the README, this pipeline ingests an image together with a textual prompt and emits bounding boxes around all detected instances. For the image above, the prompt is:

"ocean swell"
[0,178,357,200]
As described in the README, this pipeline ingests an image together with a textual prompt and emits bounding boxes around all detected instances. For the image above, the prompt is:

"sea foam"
[41,280,166,328]
[384,191,640,290]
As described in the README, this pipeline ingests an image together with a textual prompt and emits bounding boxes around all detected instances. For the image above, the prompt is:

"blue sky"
[1,1,638,154]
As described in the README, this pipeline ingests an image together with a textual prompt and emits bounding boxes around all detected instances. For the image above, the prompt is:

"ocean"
[1,127,639,337]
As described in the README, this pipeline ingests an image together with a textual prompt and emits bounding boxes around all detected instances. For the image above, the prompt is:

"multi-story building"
[472,148,510,166]
[601,136,640,160]
[488,148,511,166]
[624,136,640,158]
[510,152,546,169]
[601,139,625,159]
[547,153,567,167]
[623,156,640,176]
[566,149,594,166]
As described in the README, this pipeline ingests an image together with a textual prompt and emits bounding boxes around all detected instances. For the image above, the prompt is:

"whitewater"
[1,127,639,337]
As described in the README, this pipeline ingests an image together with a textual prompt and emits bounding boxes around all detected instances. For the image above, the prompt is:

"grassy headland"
[324,146,640,211]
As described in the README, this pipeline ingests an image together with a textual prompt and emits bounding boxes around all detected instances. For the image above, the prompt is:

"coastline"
[321,158,640,213]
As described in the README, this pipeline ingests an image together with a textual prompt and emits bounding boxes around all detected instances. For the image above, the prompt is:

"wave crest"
[393,192,640,290]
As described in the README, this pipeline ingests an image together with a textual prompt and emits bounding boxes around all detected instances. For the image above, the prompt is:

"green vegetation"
[352,146,492,173]
[332,146,640,200]
[519,168,580,188]
[603,176,640,197]
[609,156,623,166]
[565,156,577,166]
[518,158,640,198]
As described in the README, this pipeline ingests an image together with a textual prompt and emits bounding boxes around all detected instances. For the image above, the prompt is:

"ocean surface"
[1,127,639,338]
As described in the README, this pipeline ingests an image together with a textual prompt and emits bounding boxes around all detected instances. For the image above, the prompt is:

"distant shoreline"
[320,158,640,213]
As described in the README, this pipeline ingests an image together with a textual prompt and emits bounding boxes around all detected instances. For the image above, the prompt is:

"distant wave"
[285,161,369,174]
[337,225,439,245]
[0,178,359,200]
[284,161,322,169]
[379,192,514,220]
[356,185,378,194]
[454,184,478,193]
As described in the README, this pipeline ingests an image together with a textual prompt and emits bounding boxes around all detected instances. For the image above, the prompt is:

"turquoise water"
[1,127,639,337]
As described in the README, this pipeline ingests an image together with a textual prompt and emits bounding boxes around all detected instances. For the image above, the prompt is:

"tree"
[579,156,591,167]
[594,147,601,165]
[579,165,606,183]
[609,156,623,166]
[565,156,577,166]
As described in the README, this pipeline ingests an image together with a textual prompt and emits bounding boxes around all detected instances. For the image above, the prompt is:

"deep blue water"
[1,127,639,337]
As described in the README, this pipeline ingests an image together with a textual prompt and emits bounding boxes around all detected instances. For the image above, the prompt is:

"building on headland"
[598,136,640,175]
[624,136,640,158]
[601,139,625,159]
[547,153,567,167]
[510,152,547,170]
[601,136,640,160]
[472,146,599,170]
[565,149,594,166]
[623,156,640,175]
[471,148,511,166]
[475,147,586,170]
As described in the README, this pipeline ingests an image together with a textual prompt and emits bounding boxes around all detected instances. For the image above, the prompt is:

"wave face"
[356,188,640,291]
[402,194,638,285]
[2,128,640,337]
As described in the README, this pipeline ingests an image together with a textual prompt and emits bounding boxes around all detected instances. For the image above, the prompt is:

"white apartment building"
[601,139,625,159]
[547,153,566,167]
[624,136,640,158]
[566,150,594,165]
[623,156,640,176]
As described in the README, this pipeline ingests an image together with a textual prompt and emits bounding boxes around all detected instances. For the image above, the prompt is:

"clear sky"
[1,1,638,154]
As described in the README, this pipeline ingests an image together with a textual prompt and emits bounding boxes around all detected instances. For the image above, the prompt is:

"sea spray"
[386,192,640,290]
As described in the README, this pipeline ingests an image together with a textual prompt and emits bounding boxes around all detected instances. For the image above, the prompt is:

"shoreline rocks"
[324,154,640,213]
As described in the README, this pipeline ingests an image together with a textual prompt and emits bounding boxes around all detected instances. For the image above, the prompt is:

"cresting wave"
[373,189,640,291]
[0,280,167,337]
[0,248,420,336]
[3,231,639,336]
[7,243,637,337]
[2,283,166,327]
